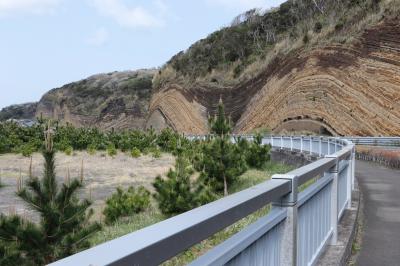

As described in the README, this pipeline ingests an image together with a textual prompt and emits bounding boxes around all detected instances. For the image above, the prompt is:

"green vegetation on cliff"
[155,0,398,87]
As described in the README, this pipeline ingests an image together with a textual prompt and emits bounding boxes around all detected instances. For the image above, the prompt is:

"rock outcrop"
[147,8,400,136]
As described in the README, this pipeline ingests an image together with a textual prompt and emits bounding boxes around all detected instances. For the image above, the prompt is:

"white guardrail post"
[300,136,303,153]
[319,137,323,157]
[346,145,354,209]
[351,145,356,190]
[290,137,294,151]
[327,138,331,154]
[334,138,338,153]
[309,137,312,155]
[325,154,339,245]
[272,174,298,266]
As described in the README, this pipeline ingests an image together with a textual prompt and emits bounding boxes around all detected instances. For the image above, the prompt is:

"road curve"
[356,160,400,266]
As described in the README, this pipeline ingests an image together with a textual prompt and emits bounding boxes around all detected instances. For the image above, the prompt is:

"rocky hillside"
[0,102,37,121]
[35,70,155,130]
[2,0,399,136]
[0,70,155,130]
[148,0,400,136]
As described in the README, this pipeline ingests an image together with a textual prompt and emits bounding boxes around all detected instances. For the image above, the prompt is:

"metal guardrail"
[50,136,355,266]
[343,137,400,146]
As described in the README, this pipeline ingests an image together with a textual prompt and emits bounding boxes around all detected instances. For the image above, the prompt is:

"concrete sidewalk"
[356,160,400,266]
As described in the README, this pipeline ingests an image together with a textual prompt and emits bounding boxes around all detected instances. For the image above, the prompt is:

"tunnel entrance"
[273,118,336,136]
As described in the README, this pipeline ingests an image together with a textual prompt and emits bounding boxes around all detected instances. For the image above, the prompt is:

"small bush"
[246,134,271,169]
[152,148,161,158]
[153,155,216,216]
[107,143,117,157]
[131,147,141,158]
[88,144,97,155]
[64,146,73,156]
[314,22,322,33]
[335,18,346,31]
[103,186,151,224]
[20,144,35,157]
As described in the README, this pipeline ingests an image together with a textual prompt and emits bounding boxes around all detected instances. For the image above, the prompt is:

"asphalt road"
[356,160,400,266]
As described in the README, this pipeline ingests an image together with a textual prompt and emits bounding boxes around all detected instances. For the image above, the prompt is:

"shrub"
[107,143,117,157]
[153,154,216,216]
[20,144,35,157]
[64,146,73,156]
[103,186,150,224]
[156,128,179,152]
[131,147,141,158]
[314,22,322,33]
[87,144,96,155]
[246,134,271,169]
[152,148,161,158]
[335,18,346,31]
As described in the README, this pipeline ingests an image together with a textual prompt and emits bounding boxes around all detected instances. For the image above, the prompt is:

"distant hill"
[0,102,37,121]
[1,70,155,130]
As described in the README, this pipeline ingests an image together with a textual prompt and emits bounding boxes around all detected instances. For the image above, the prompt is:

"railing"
[50,136,355,266]
[341,136,400,146]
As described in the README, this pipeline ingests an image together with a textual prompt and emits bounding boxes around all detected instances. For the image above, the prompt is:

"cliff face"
[2,1,399,135]
[35,70,155,130]
[147,1,400,136]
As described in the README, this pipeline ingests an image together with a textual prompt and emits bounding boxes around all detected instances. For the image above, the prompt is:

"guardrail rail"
[50,136,356,266]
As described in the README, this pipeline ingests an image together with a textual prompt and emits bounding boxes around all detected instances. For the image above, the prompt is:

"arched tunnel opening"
[273,116,336,136]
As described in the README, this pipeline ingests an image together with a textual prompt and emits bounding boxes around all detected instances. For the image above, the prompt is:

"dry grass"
[356,146,400,169]
[0,151,175,221]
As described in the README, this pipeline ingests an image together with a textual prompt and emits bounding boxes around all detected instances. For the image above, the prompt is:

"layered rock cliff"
[148,0,400,136]
[2,0,399,136]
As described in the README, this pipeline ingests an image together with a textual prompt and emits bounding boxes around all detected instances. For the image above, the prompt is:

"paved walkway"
[356,160,400,266]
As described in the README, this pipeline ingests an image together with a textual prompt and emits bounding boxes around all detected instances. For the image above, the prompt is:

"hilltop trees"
[0,125,101,265]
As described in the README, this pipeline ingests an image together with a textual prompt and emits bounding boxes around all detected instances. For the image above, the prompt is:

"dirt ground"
[0,151,175,221]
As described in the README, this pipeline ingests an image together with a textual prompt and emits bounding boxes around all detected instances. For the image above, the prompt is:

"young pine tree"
[209,98,231,137]
[200,100,247,196]
[246,134,271,169]
[0,125,101,265]
[153,143,216,216]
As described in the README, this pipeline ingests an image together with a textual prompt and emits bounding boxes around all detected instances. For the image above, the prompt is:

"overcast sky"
[0,0,285,109]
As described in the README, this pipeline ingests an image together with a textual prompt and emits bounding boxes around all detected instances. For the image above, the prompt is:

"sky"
[0,0,286,109]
